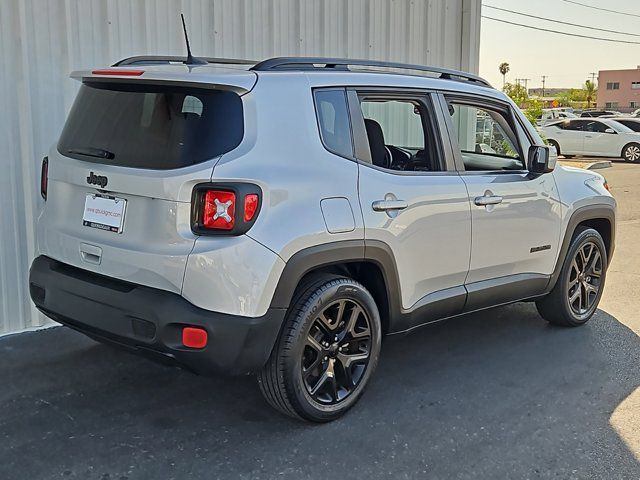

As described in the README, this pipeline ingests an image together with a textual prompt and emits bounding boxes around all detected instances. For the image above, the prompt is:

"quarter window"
[447,102,524,171]
[314,89,353,158]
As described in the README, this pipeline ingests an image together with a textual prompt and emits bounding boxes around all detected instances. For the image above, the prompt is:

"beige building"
[598,67,640,111]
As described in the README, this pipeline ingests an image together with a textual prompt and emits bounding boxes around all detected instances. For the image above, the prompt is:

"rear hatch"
[38,65,255,293]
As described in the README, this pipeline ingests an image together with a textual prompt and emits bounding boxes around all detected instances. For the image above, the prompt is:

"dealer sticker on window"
[82,194,127,233]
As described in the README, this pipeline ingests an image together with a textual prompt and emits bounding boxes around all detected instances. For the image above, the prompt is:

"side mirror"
[528,145,555,174]
[605,128,616,134]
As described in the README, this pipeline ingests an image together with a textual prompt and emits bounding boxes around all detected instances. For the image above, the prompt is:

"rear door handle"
[372,200,408,212]
[474,195,503,206]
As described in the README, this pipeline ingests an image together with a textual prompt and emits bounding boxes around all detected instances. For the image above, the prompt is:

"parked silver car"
[29,56,616,422]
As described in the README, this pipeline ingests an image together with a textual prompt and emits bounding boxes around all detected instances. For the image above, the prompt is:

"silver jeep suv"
[29,56,615,422]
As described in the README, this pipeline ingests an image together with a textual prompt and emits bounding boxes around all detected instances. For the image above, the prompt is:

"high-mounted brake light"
[203,190,236,230]
[40,157,48,201]
[91,69,145,76]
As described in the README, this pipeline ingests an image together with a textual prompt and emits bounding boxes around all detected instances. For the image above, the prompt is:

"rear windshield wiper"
[68,147,115,160]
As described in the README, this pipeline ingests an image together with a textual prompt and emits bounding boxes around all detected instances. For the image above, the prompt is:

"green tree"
[499,62,510,87]
[584,80,597,108]
[524,98,543,126]
[503,82,528,108]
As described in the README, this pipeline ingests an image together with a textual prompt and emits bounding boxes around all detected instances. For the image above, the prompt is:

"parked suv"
[29,56,616,422]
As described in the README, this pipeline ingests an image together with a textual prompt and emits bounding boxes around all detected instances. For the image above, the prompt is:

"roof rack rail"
[113,56,257,67]
[251,57,492,88]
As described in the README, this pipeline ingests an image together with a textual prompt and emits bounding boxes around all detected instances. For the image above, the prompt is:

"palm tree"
[499,62,510,87]
[584,80,596,108]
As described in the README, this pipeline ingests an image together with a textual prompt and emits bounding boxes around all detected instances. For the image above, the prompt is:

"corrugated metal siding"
[0,0,480,336]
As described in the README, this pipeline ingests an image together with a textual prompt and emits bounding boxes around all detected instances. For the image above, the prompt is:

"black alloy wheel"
[536,227,607,327]
[302,299,372,405]
[258,275,381,422]
[566,241,603,316]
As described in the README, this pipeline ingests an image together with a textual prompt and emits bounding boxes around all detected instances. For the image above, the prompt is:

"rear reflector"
[244,194,259,222]
[40,156,48,201]
[203,190,236,230]
[91,69,144,76]
[182,327,208,349]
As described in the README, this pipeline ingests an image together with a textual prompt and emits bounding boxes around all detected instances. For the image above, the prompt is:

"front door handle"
[474,195,503,207]
[372,199,408,212]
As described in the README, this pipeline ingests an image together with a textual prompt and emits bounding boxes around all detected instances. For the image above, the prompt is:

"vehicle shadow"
[1,302,639,480]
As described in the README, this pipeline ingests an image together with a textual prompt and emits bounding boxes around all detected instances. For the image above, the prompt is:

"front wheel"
[258,275,382,422]
[536,227,607,326]
[622,143,640,162]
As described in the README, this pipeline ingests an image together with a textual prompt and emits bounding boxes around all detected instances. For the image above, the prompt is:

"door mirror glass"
[528,145,554,174]
[605,128,616,134]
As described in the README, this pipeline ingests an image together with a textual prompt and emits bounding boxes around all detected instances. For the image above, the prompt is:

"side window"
[358,96,443,172]
[182,95,204,116]
[314,89,353,158]
[447,101,524,171]
[566,120,585,131]
[585,121,607,133]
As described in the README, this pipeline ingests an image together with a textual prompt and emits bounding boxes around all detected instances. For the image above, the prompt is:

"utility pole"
[541,75,547,99]
[589,72,597,84]
[521,78,531,95]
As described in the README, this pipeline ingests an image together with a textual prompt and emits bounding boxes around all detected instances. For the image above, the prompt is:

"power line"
[482,16,640,45]
[560,0,640,19]
[484,5,640,38]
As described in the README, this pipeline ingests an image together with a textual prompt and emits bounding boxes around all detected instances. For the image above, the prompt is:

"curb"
[558,160,612,170]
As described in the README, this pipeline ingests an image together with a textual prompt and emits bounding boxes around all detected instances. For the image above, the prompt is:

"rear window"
[58,82,243,169]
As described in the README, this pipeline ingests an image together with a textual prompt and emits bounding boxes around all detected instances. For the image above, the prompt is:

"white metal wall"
[0,0,481,336]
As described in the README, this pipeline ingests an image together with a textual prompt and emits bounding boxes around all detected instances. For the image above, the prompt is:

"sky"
[479,0,640,90]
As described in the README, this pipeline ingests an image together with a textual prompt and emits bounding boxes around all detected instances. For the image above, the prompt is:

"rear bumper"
[29,255,286,375]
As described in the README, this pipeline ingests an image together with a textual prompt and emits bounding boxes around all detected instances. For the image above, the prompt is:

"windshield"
[58,82,244,169]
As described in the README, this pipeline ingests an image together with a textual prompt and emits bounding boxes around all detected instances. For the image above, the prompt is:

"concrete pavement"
[1,163,639,479]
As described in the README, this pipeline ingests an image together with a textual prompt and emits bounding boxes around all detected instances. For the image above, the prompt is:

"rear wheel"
[622,143,640,162]
[258,275,382,422]
[536,228,607,326]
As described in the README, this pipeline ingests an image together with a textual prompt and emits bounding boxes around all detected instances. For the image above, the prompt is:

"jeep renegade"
[29,56,616,422]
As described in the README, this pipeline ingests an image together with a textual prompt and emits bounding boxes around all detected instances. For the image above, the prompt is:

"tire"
[536,227,607,327]
[622,143,640,162]
[257,274,382,422]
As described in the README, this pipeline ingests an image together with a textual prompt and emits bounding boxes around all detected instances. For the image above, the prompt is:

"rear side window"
[314,89,353,158]
[58,82,244,169]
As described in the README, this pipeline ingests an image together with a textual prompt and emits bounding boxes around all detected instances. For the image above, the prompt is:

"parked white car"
[536,108,577,127]
[540,118,640,161]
